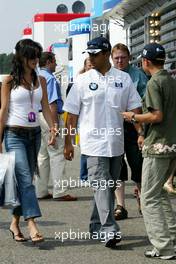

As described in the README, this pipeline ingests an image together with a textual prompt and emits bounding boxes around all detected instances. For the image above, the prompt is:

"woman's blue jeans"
[4,127,42,220]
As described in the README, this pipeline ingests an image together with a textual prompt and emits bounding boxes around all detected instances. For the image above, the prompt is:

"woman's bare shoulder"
[2,75,14,91]
[2,75,13,84]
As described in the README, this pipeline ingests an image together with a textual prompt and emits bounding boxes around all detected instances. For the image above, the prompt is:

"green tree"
[0,53,13,74]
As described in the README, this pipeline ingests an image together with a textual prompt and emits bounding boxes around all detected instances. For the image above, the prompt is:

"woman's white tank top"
[6,84,43,127]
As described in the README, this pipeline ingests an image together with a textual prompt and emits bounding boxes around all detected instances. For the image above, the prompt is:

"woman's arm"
[0,75,12,152]
[40,76,56,145]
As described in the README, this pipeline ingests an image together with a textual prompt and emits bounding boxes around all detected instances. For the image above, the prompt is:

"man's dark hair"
[39,52,55,67]
[150,59,165,66]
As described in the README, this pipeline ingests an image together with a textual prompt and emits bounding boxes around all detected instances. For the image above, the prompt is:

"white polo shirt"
[63,67,141,157]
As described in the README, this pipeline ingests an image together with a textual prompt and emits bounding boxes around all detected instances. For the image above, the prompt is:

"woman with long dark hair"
[0,39,56,243]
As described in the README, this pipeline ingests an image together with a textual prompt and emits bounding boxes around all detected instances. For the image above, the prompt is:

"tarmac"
[0,147,176,264]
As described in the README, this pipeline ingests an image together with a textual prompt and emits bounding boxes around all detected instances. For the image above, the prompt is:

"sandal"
[30,232,44,244]
[114,205,128,220]
[133,187,139,197]
[9,229,28,242]
[163,183,176,194]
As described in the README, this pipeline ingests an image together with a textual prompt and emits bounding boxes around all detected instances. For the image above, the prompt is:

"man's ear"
[46,59,51,66]
[146,58,151,67]
[106,51,111,59]
[143,58,149,66]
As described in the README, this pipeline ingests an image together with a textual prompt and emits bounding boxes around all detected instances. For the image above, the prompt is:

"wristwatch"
[131,113,138,124]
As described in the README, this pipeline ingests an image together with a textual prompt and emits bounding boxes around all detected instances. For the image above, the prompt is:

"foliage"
[0,53,13,74]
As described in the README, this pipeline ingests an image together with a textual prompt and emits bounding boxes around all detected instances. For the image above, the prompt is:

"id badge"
[28,111,36,122]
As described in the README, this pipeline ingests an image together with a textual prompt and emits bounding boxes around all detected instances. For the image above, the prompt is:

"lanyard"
[29,83,34,109]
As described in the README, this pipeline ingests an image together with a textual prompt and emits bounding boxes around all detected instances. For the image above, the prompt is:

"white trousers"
[35,113,68,198]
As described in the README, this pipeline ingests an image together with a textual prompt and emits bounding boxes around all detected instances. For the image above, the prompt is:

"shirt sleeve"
[145,79,163,112]
[126,76,142,111]
[137,70,148,98]
[63,82,81,115]
[47,77,60,104]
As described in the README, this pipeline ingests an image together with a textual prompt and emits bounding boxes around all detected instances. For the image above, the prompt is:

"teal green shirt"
[124,65,148,98]
[142,69,176,158]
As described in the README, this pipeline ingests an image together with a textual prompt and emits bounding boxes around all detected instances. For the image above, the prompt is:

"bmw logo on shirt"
[89,83,98,91]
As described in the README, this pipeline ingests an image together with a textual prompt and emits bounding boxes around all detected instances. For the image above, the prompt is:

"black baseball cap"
[83,36,112,54]
[141,43,166,61]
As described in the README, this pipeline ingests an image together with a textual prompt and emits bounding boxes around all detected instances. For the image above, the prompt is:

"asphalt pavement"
[0,148,176,264]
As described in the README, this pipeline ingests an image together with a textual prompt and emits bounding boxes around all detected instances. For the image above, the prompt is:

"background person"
[122,43,176,259]
[78,57,93,186]
[111,43,148,219]
[0,39,56,243]
[35,51,77,201]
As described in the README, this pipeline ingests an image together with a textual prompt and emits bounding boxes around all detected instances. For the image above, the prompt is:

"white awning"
[104,0,167,26]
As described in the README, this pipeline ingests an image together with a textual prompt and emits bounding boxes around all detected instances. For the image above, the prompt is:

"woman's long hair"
[79,57,92,74]
[11,39,43,88]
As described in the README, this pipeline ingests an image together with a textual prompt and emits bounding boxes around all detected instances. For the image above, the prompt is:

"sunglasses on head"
[29,52,41,59]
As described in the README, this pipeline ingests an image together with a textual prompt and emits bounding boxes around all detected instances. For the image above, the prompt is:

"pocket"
[87,156,98,169]
[82,89,105,106]
[4,130,18,144]
[87,157,99,178]
[5,130,16,136]
[107,87,122,110]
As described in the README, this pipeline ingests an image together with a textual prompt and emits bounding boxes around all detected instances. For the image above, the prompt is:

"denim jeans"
[80,154,88,181]
[4,126,42,220]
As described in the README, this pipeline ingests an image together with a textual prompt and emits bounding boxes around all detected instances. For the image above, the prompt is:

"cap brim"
[82,49,102,54]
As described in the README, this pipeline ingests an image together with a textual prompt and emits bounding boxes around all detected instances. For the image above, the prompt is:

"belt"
[39,110,64,115]
[5,126,40,134]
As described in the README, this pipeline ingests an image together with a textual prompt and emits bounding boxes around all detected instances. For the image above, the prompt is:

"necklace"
[23,78,36,123]
[23,77,34,89]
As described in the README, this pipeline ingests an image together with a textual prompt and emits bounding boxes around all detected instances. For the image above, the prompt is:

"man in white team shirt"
[63,37,142,248]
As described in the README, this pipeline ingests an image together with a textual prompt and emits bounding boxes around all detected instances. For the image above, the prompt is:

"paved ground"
[0,148,176,264]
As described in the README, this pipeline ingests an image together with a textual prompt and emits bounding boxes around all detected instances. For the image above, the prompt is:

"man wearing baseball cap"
[63,37,142,248]
[82,36,112,54]
[122,43,176,259]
